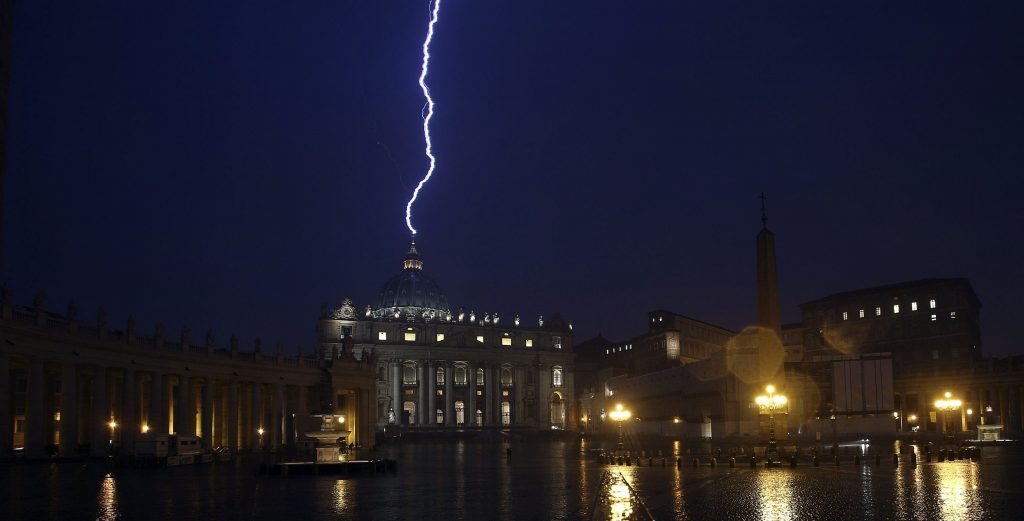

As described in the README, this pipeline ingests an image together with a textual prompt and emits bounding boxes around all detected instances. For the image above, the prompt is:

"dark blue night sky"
[4,1,1023,355]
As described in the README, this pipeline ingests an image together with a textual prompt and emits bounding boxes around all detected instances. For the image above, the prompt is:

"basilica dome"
[374,241,451,321]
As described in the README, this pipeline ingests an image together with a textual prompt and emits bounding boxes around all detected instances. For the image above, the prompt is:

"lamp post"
[934,392,962,435]
[257,427,265,450]
[755,385,787,461]
[608,404,631,453]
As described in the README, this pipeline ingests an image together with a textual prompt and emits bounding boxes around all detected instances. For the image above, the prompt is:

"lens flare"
[405,0,442,236]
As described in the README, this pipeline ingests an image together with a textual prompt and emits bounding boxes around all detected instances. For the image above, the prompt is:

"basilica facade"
[317,241,576,432]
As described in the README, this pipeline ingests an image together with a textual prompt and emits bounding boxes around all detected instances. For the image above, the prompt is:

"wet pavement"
[0,439,1022,520]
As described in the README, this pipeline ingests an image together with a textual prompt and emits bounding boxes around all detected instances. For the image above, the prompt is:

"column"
[444,362,454,426]
[467,364,477,427]
[173,375,186,434]
[91,366,108,457]
[513,365,525,426]
[428,361,437,426]
[417,363,427,425]
[0,356,11,459]
[227,381,239,453]
[201,377,214,449]
[122,369,136,451]
[242,383,253,450]
[298,385,309,416]
[486,363,497,426]
[150,372,166,435]
[25,358,47,459]
[273,383,284,449]
[253,383,264,449]
[391,361,401,423]
[59,363,78,457]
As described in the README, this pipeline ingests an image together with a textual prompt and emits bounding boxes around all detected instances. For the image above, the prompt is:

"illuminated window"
[526,339,534,347]
[501,389,509,397]
[435,366,445,385]
[476,368,485,386]
[454,365,467,385]
[501,337,512,346]
[605,348,609,354]
[911,302,918,311]
[553,336,562,349]
[930,299,936,309]
[404,331,416,342]
[476,389,482,396]
[893,304,900,314]
[476,335,484,343]
[436,389,444,396]
[455,401,465,425]
[436,409,444,424]
[931,314,937,321]
[552,367,563,387]
[842,312,848,321]
[436,333,445,342]
[403,365,416,385]
[501,401,511,426]
[950,311,957,319]
[875,307,881,316]
[501,367,513,386]
[378,331,387,341]
[859,309,865,318]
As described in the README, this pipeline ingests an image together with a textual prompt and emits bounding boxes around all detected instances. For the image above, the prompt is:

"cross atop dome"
[403,238,423,270]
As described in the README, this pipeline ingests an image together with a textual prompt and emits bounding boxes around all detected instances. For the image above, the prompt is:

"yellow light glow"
[966,409,973,415]
[608,404,631,422]
[773,395,787,406]
[755,396,769,406]
[945,391,952,399]
[766,385,775,394]
[338,415,345,424]
[673,417,681,424]
[257,427,265,436]
[141,424,150,433]
[108,420,117,430]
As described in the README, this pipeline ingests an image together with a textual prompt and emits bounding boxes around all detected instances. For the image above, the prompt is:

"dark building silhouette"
[756,193,781,336]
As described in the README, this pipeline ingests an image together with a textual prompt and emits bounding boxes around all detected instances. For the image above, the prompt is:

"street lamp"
[755,384,787,461]
[257,426,265,449]
[934,392,962,435]
[608,404,631,453]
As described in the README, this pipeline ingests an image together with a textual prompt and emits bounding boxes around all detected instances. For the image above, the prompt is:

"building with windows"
[317,241,575,432]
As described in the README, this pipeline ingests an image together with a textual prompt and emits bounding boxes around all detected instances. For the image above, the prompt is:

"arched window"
[501,401,511,426]
[454,365,467,385]
[552,366,563,388]
[455,401,465,425]
[436,366,445,385]
[550,392,565,429]
[436,409,444,425]
[403,401,416,425]
[403,365,417,385]
[501,367,513,386]
[476,368,485,386]
[475,409,483,427]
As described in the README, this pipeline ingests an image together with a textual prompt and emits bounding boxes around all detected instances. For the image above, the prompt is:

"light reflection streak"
[935,462,982,520]
[97,473,120,521]
[755,469,794,520]
[332,479,350,516]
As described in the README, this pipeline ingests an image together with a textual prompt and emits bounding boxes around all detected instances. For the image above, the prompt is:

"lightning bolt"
[405,0,442,236]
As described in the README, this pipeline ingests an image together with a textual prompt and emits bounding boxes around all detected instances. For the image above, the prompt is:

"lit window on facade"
[436,409,444,424]
[930,299,936,309]
[404,331,416,342]
[436,367,445,385]
[476,368,485,386]
[950,311,957,319]
[893,304,900,314]
[501,337,512,346]
[403,365,416,385]
[436,389,443,396]
[553,336,562,349]
[476,335,484,343]
[911,302,918,311]
[501,367,513,386]
[436,333,445,342]
[526,339,533,347]
[842,311,848,321]
[875,307,881,316]
[454,365,467,385]
[859,309,865,318]
[931,314,937,321]
[501,402,511,425]
[605,348,609,354]
[378,331,387,341]
[552,367,563,387]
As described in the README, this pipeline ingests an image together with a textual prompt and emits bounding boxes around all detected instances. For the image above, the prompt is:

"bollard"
[911,452,917,466]
[636,457,641,466]
[662,457,666,467]
[750,456,757,469]
[730,457,736,468]
[790,456,797,468]
[938,451,945,463]
[626,457,631,466]
[618,456,624,465]
[649,457,654,467]
[926,452,932,463]
[893,453,899,467]
[813,455,819,467]
[854,454,861,465]
[641,450,646,458]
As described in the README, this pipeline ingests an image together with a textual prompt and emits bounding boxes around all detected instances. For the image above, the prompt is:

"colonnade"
[0,356,314,459]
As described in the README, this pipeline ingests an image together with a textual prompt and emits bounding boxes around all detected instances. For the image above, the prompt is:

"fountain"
[296,414,351,463]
